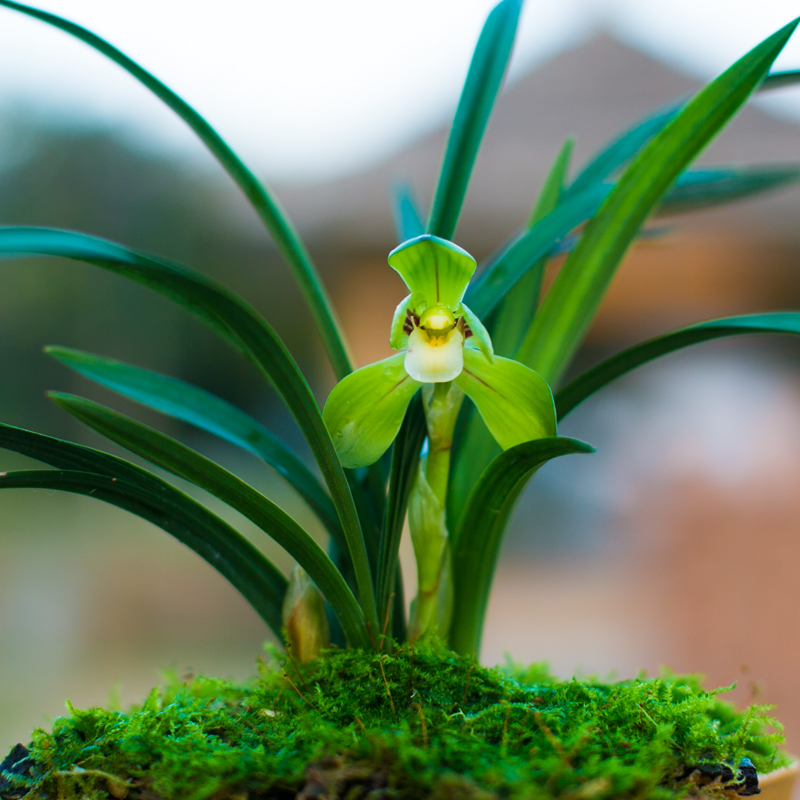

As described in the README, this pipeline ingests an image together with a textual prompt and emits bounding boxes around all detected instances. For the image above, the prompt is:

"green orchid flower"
[323,235,557,470]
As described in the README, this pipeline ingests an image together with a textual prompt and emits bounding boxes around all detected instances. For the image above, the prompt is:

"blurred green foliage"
[0,115,320,446]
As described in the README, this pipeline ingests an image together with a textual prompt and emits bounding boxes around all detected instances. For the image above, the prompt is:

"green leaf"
[564,64,793,200]
[449,140,574,531]
[449,436,595,655]
[427,0,523,239]
[0,0,353,380]
[375,394,427,634]
[391,183,425,242]
[323,353,421,469]
[0,227,379,636]
[454,348,556,450]
[521,18,800,386]
[0,424,288,636]
[48,391,372,650]
[388,235,476,308]
[564,99,684,199]
[660,165,800,213]
[492,138,574,358]
[46,345,342,543]
[556,312,800,420]
[464,183,611,318]
[761,69,800,90]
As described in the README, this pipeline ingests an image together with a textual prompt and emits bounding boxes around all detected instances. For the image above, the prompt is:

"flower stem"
[424,381,463,504]
[408,382,464,641]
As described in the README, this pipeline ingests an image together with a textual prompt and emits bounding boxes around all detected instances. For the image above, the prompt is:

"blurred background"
[3,0,800,770]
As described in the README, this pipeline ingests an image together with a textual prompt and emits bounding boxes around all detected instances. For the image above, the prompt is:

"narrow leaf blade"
[391,183,425,242]
[48,392,372,650]
[428,0,523,239]
[0,227,378,634]
[465,183,611,318]
[556,312,800,419]
[565,99,685,198]
[761,69,800,90]
[0,427,287,635]
[46,345,341,542]
[492,138,574,358]
[522,19,800,385]
[660,165,800,213]
[375,394,427,630]
[0,0,353,379]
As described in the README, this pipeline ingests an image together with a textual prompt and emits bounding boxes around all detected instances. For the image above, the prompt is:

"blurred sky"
[0,0,799,181]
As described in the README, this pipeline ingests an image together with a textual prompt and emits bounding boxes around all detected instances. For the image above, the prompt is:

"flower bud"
[282,564,330,664]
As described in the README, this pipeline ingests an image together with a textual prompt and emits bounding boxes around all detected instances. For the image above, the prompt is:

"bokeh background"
[3,0,800,771]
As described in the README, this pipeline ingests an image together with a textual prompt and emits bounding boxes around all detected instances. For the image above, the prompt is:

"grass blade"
[0,227,379,635]
[427,0,523,239]
[375,394,426,634]
[0,425,288,635]
[660,165,800,213]
[556,312,800,419]
[49,392,372,650]
[449,436,595,655]
[520,18,799,386]
[46,345,341,543]
[0,0,353,379]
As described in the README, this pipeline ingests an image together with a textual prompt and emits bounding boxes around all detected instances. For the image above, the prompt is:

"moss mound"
[0,642,789,800]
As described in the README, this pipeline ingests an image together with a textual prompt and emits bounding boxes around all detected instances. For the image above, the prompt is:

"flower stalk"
[408,382,463,640]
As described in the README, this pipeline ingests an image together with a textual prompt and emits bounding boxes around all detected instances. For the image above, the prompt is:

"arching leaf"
[0,227,379,635]
[46,345,341,542]
[449,437,595,655]
[0,425,287,636]
[0,0,353,379]
[556,312,800,419]
[48,392,372,650]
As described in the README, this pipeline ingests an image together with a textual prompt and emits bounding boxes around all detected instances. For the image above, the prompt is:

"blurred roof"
[277,33,800,258]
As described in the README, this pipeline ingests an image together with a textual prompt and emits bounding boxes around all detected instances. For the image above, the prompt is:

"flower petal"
[389,291,425,351]
[388,234,476,307]
[405,327,464,383]
[454,348,555,449]
[323,353,421,469]
[459,302,494,362]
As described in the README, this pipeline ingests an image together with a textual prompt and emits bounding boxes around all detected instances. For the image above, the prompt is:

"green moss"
[3,643,789,800]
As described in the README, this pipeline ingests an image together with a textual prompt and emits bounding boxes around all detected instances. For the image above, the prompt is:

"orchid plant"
[1,0,800,660]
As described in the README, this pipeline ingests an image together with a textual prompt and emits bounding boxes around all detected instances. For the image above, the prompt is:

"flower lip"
[405,327,464,383]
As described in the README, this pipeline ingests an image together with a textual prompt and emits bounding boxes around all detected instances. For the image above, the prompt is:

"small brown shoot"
[379,656,397,718]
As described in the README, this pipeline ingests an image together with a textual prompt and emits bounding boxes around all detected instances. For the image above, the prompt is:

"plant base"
[0,643,791,800]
